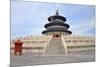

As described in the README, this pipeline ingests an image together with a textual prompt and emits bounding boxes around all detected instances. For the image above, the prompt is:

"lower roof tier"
[42,29,72,34]
[44,22,70,28]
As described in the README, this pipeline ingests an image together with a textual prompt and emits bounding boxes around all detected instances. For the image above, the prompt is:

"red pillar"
[14,40,23,56]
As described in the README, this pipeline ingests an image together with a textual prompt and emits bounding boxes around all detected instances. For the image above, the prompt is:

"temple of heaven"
[42,10,72,37]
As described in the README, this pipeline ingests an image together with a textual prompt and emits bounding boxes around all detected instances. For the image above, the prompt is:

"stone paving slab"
[10,51,95,67]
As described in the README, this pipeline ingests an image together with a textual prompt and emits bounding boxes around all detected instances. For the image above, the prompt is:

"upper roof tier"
[48,10,66,22]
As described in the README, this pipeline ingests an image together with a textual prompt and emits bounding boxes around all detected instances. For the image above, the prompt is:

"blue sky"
[11,1,95,39]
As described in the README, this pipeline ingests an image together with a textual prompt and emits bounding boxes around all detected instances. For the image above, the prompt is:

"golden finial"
[56,10,59,15]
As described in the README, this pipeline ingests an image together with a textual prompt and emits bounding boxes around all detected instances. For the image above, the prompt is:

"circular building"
[42,10,72,37]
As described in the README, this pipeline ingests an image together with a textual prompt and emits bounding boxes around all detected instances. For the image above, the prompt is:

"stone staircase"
[44,38,66,55]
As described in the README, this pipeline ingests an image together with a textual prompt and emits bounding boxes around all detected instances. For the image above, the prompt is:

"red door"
[53,34,61,39]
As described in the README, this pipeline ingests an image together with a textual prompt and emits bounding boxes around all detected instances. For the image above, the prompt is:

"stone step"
[44,38,66,55]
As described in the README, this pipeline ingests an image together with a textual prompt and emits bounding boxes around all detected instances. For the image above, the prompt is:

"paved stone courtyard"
[10,50,95,67]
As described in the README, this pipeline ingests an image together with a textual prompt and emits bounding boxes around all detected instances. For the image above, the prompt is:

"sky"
[11,1,95,39]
